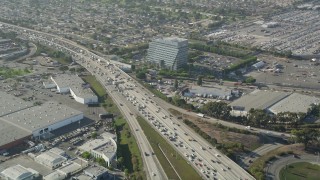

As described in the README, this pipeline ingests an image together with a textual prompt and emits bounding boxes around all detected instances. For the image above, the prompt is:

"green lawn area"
[82,75,119,114]
[115,118,145,179]
[0,67,30,79]
[82,75,145,179]
[82,75,106,98]
[279,162,320,180]
[35,44,72,65]
[137,116,201,180]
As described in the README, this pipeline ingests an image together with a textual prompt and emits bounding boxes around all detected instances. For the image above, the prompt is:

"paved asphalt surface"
[239,143,283,169]
[1,22,257,180]
[266,154,320,180]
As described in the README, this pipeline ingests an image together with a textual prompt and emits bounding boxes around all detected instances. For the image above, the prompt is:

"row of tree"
[189,42,251,59]
[291,128,320,149]
[200,101,307,130]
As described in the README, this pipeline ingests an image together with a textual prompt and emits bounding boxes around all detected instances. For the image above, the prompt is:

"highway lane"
[79,58,167,180]
[119,76,255,180]
[128,89,229,179]
[80,49,255,179]
[84,58,249,179]
[1,22,255,180]
[239,143,283,169]
[109,89,165,180]
[128,89,253,180]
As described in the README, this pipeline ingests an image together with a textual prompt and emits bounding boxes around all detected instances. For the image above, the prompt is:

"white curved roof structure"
[1,164,39,180]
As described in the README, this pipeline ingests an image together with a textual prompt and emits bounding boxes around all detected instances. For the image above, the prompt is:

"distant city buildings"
[147,37,188,70]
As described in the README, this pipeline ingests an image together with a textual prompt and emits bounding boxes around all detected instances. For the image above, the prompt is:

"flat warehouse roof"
[51,74,97,98]
[229,90,290,111]
[1,101,83,132]
[0,91,33,117]
[0,120,31,148]
[268,93,320,114]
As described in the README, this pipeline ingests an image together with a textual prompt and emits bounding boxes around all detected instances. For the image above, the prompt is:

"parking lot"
[208,8,320,56]
[246,55,320,90]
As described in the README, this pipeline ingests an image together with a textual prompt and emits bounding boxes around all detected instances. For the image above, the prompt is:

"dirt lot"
[170,109,262,151]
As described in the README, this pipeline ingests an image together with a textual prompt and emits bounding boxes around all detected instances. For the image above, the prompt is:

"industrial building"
[229,90,290,116]
[0,120,31,150]
[0,91,84,150]
[0,91,33,117]
[268,93,320,115]
[0,164,40,180]
[147,37,188,70]
[261,22,279,28]
[43,158,88,180]
[78,132,117,167]
[252,61,266,69]
[84,166,109,180]
[2,101,83,137]
[35,148,67,169]
[183,86,233,100]
[50,74,98,104]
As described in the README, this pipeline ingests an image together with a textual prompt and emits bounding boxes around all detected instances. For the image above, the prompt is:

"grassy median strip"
[82,75,121,114]
[82,75,145,179]
[115,118,145,179]
[137,116,201,180]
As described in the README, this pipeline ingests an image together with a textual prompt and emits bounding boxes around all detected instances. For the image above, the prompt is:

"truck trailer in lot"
[197,113,205,118]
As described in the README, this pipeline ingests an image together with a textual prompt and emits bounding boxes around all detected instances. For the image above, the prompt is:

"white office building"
[78,132,117,167]
[147,37,188,70]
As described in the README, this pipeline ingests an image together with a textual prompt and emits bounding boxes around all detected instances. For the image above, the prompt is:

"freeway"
[93,66,167,180]
[79,58,255,179]
[1,22,255,180]
[74,54,167,180]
